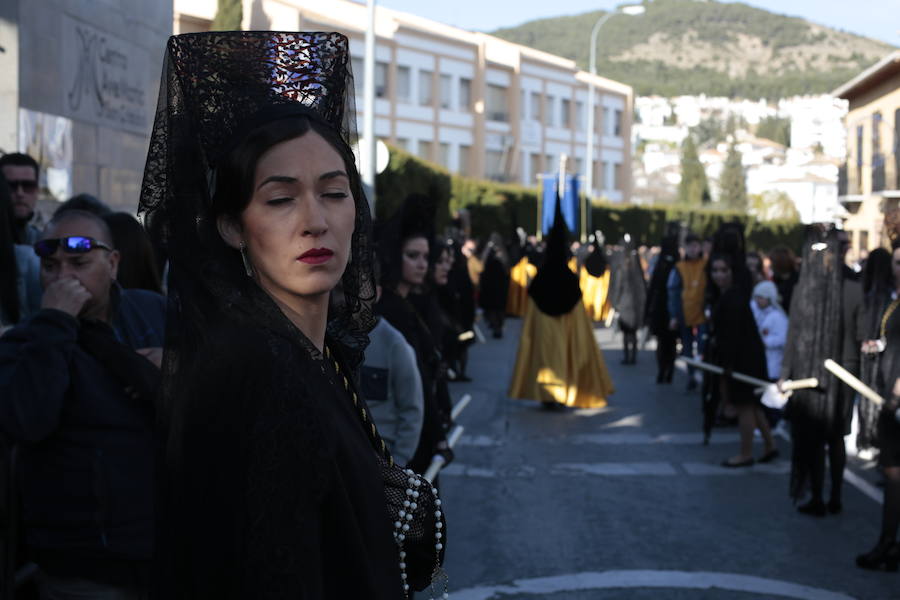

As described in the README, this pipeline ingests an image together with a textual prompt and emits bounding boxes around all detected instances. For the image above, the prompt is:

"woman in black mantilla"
[140,32,445,599]
[375,194,454,476]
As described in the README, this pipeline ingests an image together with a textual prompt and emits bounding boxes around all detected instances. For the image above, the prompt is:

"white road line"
[452,570,856,600]
[552,462,678,476]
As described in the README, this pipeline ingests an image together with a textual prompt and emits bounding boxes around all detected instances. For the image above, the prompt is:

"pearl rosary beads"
[394,469,449,600]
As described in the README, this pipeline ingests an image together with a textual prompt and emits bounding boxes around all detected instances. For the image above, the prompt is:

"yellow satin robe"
[508,298,614,408]
[506,257,537,317]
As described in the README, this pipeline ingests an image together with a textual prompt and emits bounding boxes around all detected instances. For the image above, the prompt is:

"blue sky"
[376,0,898,46]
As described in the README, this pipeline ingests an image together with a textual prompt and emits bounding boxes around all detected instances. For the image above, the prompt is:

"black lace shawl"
[528,205,581,316]
[781,227,844,499]
[610,246,647,331]
[138,32,442,597]
[644,237,677,335]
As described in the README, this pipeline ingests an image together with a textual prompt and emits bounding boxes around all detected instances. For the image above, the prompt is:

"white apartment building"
[778,95,848,159]
[173,0,634,202]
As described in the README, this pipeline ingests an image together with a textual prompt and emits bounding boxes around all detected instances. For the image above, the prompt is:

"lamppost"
[584,4,645,210]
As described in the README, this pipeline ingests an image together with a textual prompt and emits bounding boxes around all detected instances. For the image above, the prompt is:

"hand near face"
[136,347,164,369]
[41,277,92,318]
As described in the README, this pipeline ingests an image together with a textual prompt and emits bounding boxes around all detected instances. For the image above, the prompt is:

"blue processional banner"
[541,173,580,235]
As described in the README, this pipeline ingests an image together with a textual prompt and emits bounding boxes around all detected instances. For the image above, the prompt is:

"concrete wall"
[14,0,172,214]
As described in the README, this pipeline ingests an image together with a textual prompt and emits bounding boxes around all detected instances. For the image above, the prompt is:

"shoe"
[797,500,827,517]
[758,449,779,463]
[856,540,899,571]
[827,499,842,514]
[721,457,754,468]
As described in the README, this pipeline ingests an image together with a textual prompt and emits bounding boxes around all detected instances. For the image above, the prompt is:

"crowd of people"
[1,28,899,600]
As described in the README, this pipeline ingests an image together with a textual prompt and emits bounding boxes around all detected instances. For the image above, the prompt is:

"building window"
[602,107,610,135]
[418,140,433,161]
[561,98,571,129]
[860,230,869,253]
[486,84,509,122]
[601,160,610,189]
[459,145,471,176]
[544,154,555,173]
[614,162,623,190]
[351,57,364,89]
[395,138,410,151]
[530,92,541,121]
[486,150,505,180]
[614,109,623,137]
[575,157,584,176]
[418,70,433,106]
[375,62,388,98]
[459,78,472,112]
[545,95,555,127]
[530,153,542,180]
[439,142,451,167]
[440,74,453,110]
[397,66,411,103]
[575,101,584,129]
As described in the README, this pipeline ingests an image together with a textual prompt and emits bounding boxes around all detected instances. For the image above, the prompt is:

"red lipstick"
[298,247,334,264]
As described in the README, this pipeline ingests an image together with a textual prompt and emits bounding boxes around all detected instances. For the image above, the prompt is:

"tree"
[719,141,748,212]
[749,191,800,221]
[677,136,710,206]
[756,116,791,147]
[211,0,242,30]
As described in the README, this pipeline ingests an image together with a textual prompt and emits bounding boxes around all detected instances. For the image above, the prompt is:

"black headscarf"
[528,201,581,316]
[139,32,441,597]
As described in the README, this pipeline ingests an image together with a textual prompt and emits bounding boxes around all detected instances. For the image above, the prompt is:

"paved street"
[441,318,898,600]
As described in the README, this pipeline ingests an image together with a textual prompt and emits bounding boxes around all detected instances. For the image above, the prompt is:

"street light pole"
[363,0,376,214]
[584,5,645,212]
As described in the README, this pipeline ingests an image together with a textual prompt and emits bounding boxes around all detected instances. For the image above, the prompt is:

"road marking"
[570,432,739,445]
[451,570,856,600]
[552,462,678,476]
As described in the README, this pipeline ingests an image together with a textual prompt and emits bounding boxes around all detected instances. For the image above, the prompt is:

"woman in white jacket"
[751,280,789,381]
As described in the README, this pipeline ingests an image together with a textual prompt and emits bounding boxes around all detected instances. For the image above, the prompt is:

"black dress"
[376,288,450,474]
[874,295,900,468]
[707,287,768,406]
[157,306,412,599]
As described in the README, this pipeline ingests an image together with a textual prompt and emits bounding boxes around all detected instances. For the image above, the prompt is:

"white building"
[778,95,848,159]
[174,0,635,202]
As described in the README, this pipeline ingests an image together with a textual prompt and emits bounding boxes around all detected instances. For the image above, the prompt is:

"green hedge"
[374,145,805,253]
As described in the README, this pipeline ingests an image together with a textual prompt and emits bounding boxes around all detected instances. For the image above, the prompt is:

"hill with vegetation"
[489,0,894,99]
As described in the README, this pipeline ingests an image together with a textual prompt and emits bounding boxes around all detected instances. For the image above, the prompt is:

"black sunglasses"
[34,236,113,258]
[7,179,38,193]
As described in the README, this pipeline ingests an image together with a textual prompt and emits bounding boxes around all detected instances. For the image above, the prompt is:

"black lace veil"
[138,31,376,418]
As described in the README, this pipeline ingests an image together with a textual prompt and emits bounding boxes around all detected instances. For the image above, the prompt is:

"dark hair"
[863,247,893,296]
[746,250,764,274]
[0,152,39,180]
[104,212,163,293]
[45,209,115,245]
[769,245,796,277]
[0,170,20,323]
[210,114,364,281]
[55,193,112,217]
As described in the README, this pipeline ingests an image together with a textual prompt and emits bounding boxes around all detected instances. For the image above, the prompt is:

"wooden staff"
[424,395,473,483]
[677,356,818,391]
[824,358,884,406]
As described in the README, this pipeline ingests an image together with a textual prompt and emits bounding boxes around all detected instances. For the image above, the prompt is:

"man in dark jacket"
[0,209,164,598]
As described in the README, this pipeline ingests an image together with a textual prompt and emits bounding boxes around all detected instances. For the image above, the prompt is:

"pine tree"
[677,136,709,206]
[212,0,243,30]
[719,141,748,212]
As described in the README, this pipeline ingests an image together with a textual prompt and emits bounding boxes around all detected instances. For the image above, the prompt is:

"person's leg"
[857,465,900,569]
[723,402,754,465]
[663,331,677,382]
[798,437,827,516]
[827,430,847,513]
[680,326,697,387]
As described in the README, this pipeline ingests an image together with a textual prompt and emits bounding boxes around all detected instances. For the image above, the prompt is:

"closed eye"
[323,192,349,199]
[266,197,293,206]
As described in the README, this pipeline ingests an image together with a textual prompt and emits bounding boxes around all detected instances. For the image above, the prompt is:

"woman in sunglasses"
[140,33,446,599]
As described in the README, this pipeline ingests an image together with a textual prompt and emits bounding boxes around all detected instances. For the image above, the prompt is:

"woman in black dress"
[141,32,445,598]
[610,239,646,366]
[706,253,775,467]
[856,241,900,571]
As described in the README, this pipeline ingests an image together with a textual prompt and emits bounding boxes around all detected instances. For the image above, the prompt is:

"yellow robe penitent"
[580,267,612,322]
[508,298,614,408]
[506,257,537,317]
